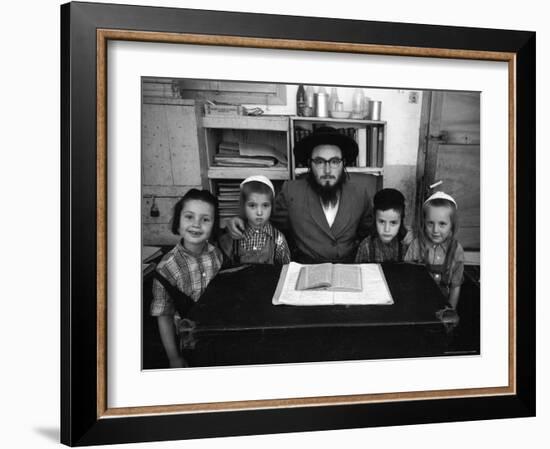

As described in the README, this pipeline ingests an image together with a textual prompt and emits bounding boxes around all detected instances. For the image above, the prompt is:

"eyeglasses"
[310,157,343,169]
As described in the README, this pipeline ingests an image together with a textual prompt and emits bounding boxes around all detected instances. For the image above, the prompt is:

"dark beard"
[306,170,346,207]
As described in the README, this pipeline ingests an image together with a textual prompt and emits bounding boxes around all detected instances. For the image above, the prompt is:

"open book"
[273,262,393,306]
[295,263,362,291]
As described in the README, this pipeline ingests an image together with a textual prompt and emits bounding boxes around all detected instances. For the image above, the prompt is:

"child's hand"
[225,216,246,239]
[169,355,188,368]
[436,306,460,332]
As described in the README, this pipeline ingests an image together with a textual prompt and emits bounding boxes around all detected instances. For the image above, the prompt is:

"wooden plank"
[142,185,201,197]
[292,116,386,125]
[142,79,179,99]
[177,80,287,105]
[456,227,481,251]
[142,104,174,186]
[142,196,185,225]
[165,104,202,186]
[435,144,480,228]
[194,100,210,189]
[294,167,383,176]
[208,167,290,179]
[434,144,480,251]
[202,115,289,131]
[142,77,174,84]
[143,223,180,247]
[440,92,480,137]
[143,97,194,106]
[182,80,279,94]
[414,91,432,229]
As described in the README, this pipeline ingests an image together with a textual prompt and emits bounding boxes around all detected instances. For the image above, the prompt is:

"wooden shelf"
[294,167,383,176]
[291,116,386,126]
[202,115,289,131]
[208,167,290,180]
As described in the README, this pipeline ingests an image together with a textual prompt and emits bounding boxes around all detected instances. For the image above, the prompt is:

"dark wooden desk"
[172,263,475,367]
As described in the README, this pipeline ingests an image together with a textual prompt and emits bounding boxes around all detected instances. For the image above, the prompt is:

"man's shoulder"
[279,178,309,198]
[342,174,371,197]
[282,178,308,189]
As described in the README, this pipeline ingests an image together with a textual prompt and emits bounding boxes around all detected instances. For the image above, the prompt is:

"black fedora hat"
[293,126,358,166]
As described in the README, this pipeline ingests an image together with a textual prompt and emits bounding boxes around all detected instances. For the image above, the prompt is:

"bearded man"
[224,127,373,263]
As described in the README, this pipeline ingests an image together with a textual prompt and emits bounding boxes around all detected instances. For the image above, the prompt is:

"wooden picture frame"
[61,1,535,445]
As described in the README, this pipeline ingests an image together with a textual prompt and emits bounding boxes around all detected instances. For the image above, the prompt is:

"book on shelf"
[295,263,362,292]
[357,128,367,167]
[218,141,240,155]
[370,126,379,168]
[218,181,240,192]
[294,126,312,145]
[377,126,384,167]
[272,262,394,306]
[366,127,372,167]
[216,181,241,217]
[239,143,287,165]
[213,155,277,167]
[214,141,287,167]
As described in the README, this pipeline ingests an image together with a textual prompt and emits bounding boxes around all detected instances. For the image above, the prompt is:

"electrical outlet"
[408,91,419,104]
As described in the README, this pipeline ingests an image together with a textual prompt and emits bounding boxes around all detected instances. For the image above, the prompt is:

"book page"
[333,264,393,305]
[273,262,393,306]
[330,264,362,291]
[274,263,335,305]
[295,263,333,290]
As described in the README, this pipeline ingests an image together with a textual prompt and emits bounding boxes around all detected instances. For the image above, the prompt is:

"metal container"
[370,100,382,121]
[316,92,328,117]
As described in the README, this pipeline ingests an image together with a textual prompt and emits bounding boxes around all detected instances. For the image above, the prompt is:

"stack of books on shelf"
[357,125,384,168]
[213,141,287,168]
[217,182,241,218]
[293,126,312,147]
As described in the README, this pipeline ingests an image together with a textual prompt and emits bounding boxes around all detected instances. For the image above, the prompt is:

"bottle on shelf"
[328,88,340,115]
[296,84,306,117]
[352,88,365,118]
[362,95,371,119]
[316,91,328,118]
[304,86,315,117]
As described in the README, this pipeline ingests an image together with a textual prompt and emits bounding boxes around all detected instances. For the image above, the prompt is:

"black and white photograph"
[141,78,481,369]
[52,1,539,447]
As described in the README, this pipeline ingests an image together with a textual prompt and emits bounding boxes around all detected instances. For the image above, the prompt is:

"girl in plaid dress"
[220,176,291,265]
[404,191,464,310]
[150,189,223,368]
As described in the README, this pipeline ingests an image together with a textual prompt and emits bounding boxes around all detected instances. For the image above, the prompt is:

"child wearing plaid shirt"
[150,189,223,368]
[404,191,464,310]
[220,176,291,265]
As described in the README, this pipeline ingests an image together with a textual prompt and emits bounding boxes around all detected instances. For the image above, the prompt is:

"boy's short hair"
[171,189,219,237]
[239,181,274,217]
[422,198,459,235]
[373,188,408,240]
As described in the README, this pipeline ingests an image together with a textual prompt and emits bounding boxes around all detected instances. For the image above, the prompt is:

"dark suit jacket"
[271,175,373,263]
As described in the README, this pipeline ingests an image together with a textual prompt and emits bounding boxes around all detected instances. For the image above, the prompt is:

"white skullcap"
[424,191,458,209]
[240,175,275,194]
